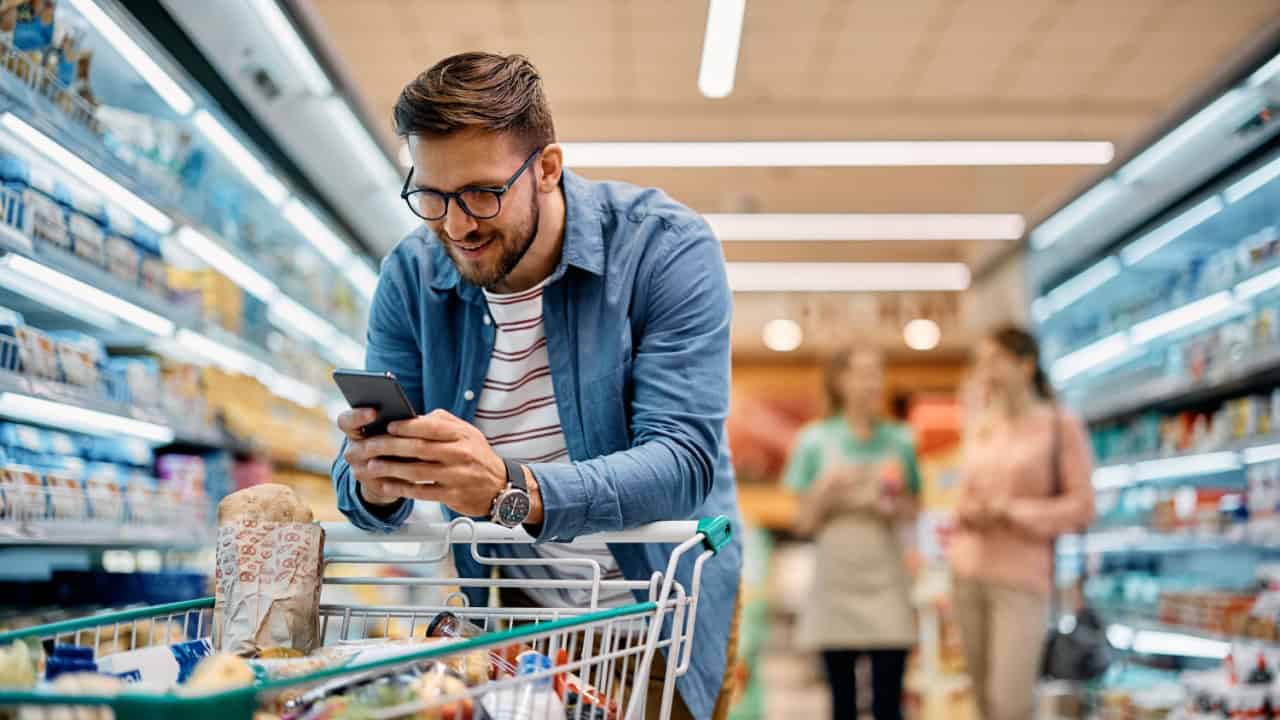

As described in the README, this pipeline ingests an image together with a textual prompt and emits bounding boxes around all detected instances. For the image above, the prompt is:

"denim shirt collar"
[427,169,603,301]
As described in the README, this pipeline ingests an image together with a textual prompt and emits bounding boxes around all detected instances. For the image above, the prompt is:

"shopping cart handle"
[321,516,732,551]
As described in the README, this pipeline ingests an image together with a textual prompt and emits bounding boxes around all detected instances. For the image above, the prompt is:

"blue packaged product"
[45,645,98,682]
[123,472,155,524]
[48,331,103,390]
[0,154,25,234]
[25,169,70,252]
[43,429,78,458]
[13,1,55,54]
[84,463,124,522]
[44,467,85,520]
[133,224,167,296]
[107,357,160,409]
[65,185,107,268]
[0,422,44,455]
[104,205,141,287]
[0,305,22,372]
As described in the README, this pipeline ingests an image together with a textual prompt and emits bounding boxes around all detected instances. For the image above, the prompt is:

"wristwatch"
[489,458,532,528]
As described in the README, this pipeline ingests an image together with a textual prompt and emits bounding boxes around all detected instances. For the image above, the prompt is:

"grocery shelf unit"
[1028,37,1280,711]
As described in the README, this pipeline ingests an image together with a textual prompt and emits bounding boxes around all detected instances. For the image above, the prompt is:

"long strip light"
[326,97,397,188]
[1041,257,1122,317]
[704,213,1025,241]
[63,0,193,115]
[192,110,289,206]
[1118,90,1254,184]
[1030,179,1123,250]
[347,261,379,301]
[697,0,746,98]
[174,227,279,302]
[0,260,118,330]
[726,262,971,293]
[1244,443,1280,465]
[1130,629,1230,659]
[1225,154,1280,204]
[164,330,325,409]
[1050,332,1130,384]
[1129,291,1241,346]
[561,141,1116,168]
[282,199,352,265]
[0,114,173,233]
[248,0,332,96]
[1120,197,1224,265]
[1093,465,1135,491]
[1247,51,1280,89]
[4,255,174,336]
[1133,452,1240,482]
[269,296,365,368]
[0,392,174,444]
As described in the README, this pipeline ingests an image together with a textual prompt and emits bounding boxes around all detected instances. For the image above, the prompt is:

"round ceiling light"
[762,318,803,352]
[903,318,941,351]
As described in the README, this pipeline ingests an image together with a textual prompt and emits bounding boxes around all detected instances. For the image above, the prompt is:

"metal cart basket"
[0,515,732,720]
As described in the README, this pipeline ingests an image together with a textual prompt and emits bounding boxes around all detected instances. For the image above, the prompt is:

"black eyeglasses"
[400,148,541,222]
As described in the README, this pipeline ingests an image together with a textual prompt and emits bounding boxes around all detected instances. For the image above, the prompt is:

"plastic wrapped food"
[1,464,45,520]
[43,470,84,521]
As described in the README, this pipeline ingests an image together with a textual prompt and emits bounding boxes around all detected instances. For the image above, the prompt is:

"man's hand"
[341,408,544,522]
[337,407,401,507]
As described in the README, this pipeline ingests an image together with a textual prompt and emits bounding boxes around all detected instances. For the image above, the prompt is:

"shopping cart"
[0,515,732,720]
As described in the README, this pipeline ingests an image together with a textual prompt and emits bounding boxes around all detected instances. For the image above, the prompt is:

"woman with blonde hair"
[784,347,921,720]
[950,326,1095,720]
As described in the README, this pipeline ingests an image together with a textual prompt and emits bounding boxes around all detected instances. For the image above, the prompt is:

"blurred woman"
[784,347,921,720]
[950,327,1095,720]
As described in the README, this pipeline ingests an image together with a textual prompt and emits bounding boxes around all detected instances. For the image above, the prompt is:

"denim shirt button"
[464,389,475,401]
[482,315,491,326]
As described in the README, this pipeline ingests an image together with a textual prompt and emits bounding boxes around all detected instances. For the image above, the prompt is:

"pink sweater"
[948,404,1096,595]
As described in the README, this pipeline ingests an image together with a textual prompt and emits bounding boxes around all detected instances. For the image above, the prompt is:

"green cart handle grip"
[697,515,733,555]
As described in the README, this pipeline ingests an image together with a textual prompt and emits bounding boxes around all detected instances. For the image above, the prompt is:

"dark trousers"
[820,648,908,720]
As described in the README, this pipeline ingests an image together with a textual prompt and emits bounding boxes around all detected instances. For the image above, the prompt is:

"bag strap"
[1049,406,1064,620]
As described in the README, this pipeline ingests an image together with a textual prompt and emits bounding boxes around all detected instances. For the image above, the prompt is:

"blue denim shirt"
[331,170,743,719]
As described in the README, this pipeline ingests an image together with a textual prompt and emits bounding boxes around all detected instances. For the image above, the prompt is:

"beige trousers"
[952,576,1049,720]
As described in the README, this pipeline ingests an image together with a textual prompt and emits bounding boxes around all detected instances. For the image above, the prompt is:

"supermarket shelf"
[1100,614,1243,660]
[0,366,181,444]
[1057,528,1260,556]
[1078,343,1280,424]
[0,522,211,549]
[0,484,213,549]
[1091,433,1280,491]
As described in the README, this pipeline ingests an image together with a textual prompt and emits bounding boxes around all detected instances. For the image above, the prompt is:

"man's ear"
[536,143,564,192]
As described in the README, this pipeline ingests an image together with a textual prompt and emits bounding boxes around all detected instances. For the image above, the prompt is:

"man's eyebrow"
[413,176,507,193]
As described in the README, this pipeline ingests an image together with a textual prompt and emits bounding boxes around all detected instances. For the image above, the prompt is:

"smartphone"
[332,369,417,436]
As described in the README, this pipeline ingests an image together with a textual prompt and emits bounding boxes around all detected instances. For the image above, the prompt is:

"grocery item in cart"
[427,612,527,679]
[214,484,324,657]
[414,663,476,720]
[0,639,38,689]
[483,652,564,720]
[184,652,255,693]
[95,638,212,687]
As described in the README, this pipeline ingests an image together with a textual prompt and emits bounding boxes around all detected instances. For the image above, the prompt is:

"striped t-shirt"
[478,281,630,608]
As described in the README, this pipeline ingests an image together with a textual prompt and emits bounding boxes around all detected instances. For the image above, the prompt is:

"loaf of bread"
[217,483,313,525]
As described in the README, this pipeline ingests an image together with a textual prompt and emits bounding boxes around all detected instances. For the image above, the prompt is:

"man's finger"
[366,458,437,485]
[362,436,437,462]
[386,410,465,441]
[337,408,377,435]
[370,478,448,503]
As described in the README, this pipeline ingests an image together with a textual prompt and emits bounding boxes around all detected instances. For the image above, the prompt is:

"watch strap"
[503,458,527,492]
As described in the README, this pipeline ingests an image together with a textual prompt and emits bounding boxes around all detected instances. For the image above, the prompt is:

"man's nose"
[442,199,477,240]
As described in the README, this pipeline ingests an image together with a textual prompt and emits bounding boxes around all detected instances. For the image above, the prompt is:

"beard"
[440,189,540,291]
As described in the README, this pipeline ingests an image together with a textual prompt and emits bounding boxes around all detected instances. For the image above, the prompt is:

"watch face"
[497,490,531,527]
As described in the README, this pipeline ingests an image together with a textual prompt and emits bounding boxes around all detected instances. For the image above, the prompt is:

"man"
[330,52,743,720]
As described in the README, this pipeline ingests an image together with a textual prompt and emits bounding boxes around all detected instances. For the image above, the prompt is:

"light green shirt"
[783,417,922,496]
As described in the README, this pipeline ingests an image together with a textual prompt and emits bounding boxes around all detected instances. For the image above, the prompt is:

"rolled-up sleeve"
[332,254,424,533]
[530,219,732,541]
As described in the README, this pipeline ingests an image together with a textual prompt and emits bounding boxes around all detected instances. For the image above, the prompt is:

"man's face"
[407,129,540,290]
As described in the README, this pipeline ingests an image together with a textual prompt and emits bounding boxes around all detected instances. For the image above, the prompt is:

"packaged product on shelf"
[15,321,58,380]
[103,205,141,286]
[105,356,160,408]
[85,434,151,469]
[0,304,20,372]
[63,184,105,268]
[11,0,54,82]
[213,483,323,657]
[43,466,82,520]
[0,463,44,519]
[84,464,123,522]
[169,267,241,333]
[134,225,168,297]
[49,331,102,389]
[156,453,206,502]
[0,421,44,464]
[122,472,155,524]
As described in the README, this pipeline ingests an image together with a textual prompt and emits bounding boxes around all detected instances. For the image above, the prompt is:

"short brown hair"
[393,52,556,153]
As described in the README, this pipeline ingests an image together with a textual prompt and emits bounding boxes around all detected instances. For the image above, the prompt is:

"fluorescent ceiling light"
[4,255,174,336]
[561,141,1115,168]
[726,262,970,293]
[761,318,802,352]
[1225,155,1280,204]
[332,336,365,369]
[248,0,332,96]
[173,329,261,376]
[192,110,289,206]
[697,0,746,98]
[1106,624,1135,650]
[1120,197,1224,265]
[262,370,323,409]
[174,226,279,302]
[1118,90,1254,184]
[902,318,941,351]
[1131,629,1230,659]
[0,114,173,233]
[1030,297,1052,325]
[1044,257,1122,316]
[705,213,1025,241]
[1030,179,1124,250]
[1248,52,1280,88]
[64,0,193,115]
[0,261,118,330]
[326,97,397,187]
[282,199,352,266]
[1050,332,1130,384]
[1130,291,1241,346]
[0,392,174,444]
[1236,265,1280,300]
[1133,451,1240,482]
[269,295,336,347]
[1093,465,1134,491]
[1244,443,1280,465]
